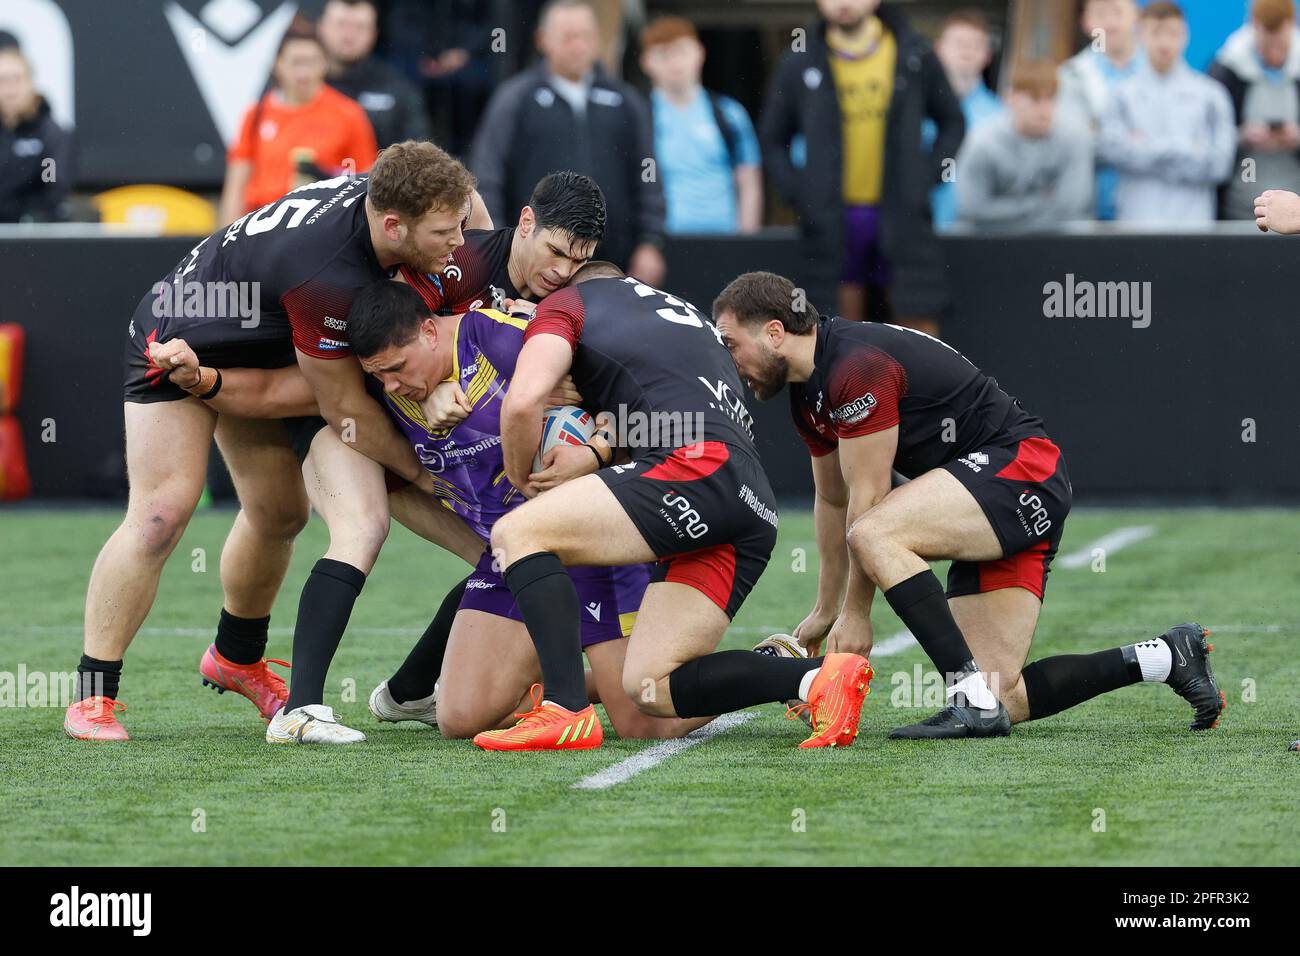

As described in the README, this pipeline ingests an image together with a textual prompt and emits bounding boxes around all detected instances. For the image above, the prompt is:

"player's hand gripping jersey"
[125,176,385,401]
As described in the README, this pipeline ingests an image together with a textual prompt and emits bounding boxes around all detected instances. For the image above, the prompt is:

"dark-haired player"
[150,281,699,741]
[713,270,1224,739]
[480,262,874,752]
[402,169,607,312]
[153,171,653,736]
[64,142,490,744]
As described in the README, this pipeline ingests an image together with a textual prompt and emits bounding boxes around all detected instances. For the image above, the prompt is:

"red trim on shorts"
[641,441,729,482]
[995,436,1060,484]
[663,543,736,613]
[977,539,1050,600]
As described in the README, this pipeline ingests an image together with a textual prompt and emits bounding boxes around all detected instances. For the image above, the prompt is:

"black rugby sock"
[1021,649,1141,721]
[668,651,822,718]
[283,559,366,713]
[77,655,122,701]
[387,575,469,704]
[214,609,270,665]
[504,552,586,712]
[883,570,979,677]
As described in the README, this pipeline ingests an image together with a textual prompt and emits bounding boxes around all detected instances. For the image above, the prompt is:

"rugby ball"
[534,405,595,473]
[752,633,809,659]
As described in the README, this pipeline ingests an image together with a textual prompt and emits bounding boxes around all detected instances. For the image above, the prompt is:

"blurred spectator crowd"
[6,0,1300,325]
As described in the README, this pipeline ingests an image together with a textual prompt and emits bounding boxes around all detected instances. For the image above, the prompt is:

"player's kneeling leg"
[435,611,542,739]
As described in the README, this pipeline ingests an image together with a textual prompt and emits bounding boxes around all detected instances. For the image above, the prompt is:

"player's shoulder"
[469,307,529,333]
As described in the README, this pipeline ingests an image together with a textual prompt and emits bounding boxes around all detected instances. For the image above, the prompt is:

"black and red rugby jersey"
[525,276,758,457]
[149,175,390,362]
[399,227,518,314]
[791,317,1045,477]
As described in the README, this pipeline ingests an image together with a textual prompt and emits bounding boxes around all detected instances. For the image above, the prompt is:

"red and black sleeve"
[282,280,361,359]
[523,285,585,352]
[789,387,838,458]
[826,344,906,439]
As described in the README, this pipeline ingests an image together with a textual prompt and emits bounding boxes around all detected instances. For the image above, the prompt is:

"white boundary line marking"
[572,712,756,791]
[1056,525,1156,570]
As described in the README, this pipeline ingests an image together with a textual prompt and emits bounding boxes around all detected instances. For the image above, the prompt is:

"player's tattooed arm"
[296,349,433,491]
[500,333,573,496]
[149,339,319,417]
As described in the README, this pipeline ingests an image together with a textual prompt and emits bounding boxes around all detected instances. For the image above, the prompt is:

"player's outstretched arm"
[149,339,319,417]
[794,449,851,654]
[830,427,900,657]
[500,333,573,495]
[295,349,431,490]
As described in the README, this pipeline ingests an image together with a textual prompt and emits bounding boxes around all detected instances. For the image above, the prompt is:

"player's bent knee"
[436,697,495,739]
[129,496,197,558]
[621,669,671,716]
[490,508,537,565]
[242,500,310,542]
[329,508,389,556]
[846,511,901,573]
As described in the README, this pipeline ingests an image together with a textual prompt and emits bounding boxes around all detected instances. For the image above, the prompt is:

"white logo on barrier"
[165,0,300,146]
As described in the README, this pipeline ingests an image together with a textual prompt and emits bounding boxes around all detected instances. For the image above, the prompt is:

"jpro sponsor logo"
[660,492,709,540]
[830,393,876,425]
[1017,491,1052,537]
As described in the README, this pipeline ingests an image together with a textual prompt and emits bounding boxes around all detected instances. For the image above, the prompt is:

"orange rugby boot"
[64,696,130,742]
[789,653,873,749]
[199,643,289,721]
[473,684,604,751]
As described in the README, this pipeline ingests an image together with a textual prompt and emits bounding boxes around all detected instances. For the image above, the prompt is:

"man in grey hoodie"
[1210,0,1300,220]
[1100,2,1236,223]
[956,63,1094,230]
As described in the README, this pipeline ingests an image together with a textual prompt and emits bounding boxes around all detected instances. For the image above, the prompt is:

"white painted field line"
[1056,524,1156,570]
[572,711,756,791]
[865,628,914,657]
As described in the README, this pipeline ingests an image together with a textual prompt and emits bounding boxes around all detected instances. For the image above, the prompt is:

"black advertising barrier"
[1,227,1298,501]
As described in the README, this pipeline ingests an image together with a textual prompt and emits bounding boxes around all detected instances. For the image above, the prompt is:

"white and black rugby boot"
[889,699,1012,739]
[1156,622,1224,731]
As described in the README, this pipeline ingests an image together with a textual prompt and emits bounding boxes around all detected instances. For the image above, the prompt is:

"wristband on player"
[585,435,613,467]
[185,367,222,401]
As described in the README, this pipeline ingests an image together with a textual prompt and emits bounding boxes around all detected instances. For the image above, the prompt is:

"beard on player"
[397,230,455,276]
[744,344,789,401]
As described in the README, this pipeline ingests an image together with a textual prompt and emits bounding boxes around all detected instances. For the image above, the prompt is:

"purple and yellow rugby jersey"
[373,307,649,646]
[377,308,525,544]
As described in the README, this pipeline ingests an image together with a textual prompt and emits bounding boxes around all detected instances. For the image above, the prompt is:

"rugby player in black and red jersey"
[479,262,873,751]
[143,171,626,743]
[64,142,490,744]
[713,271,1224,739]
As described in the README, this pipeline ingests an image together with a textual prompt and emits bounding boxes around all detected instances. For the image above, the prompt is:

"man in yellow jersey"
[760,0,964,334]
